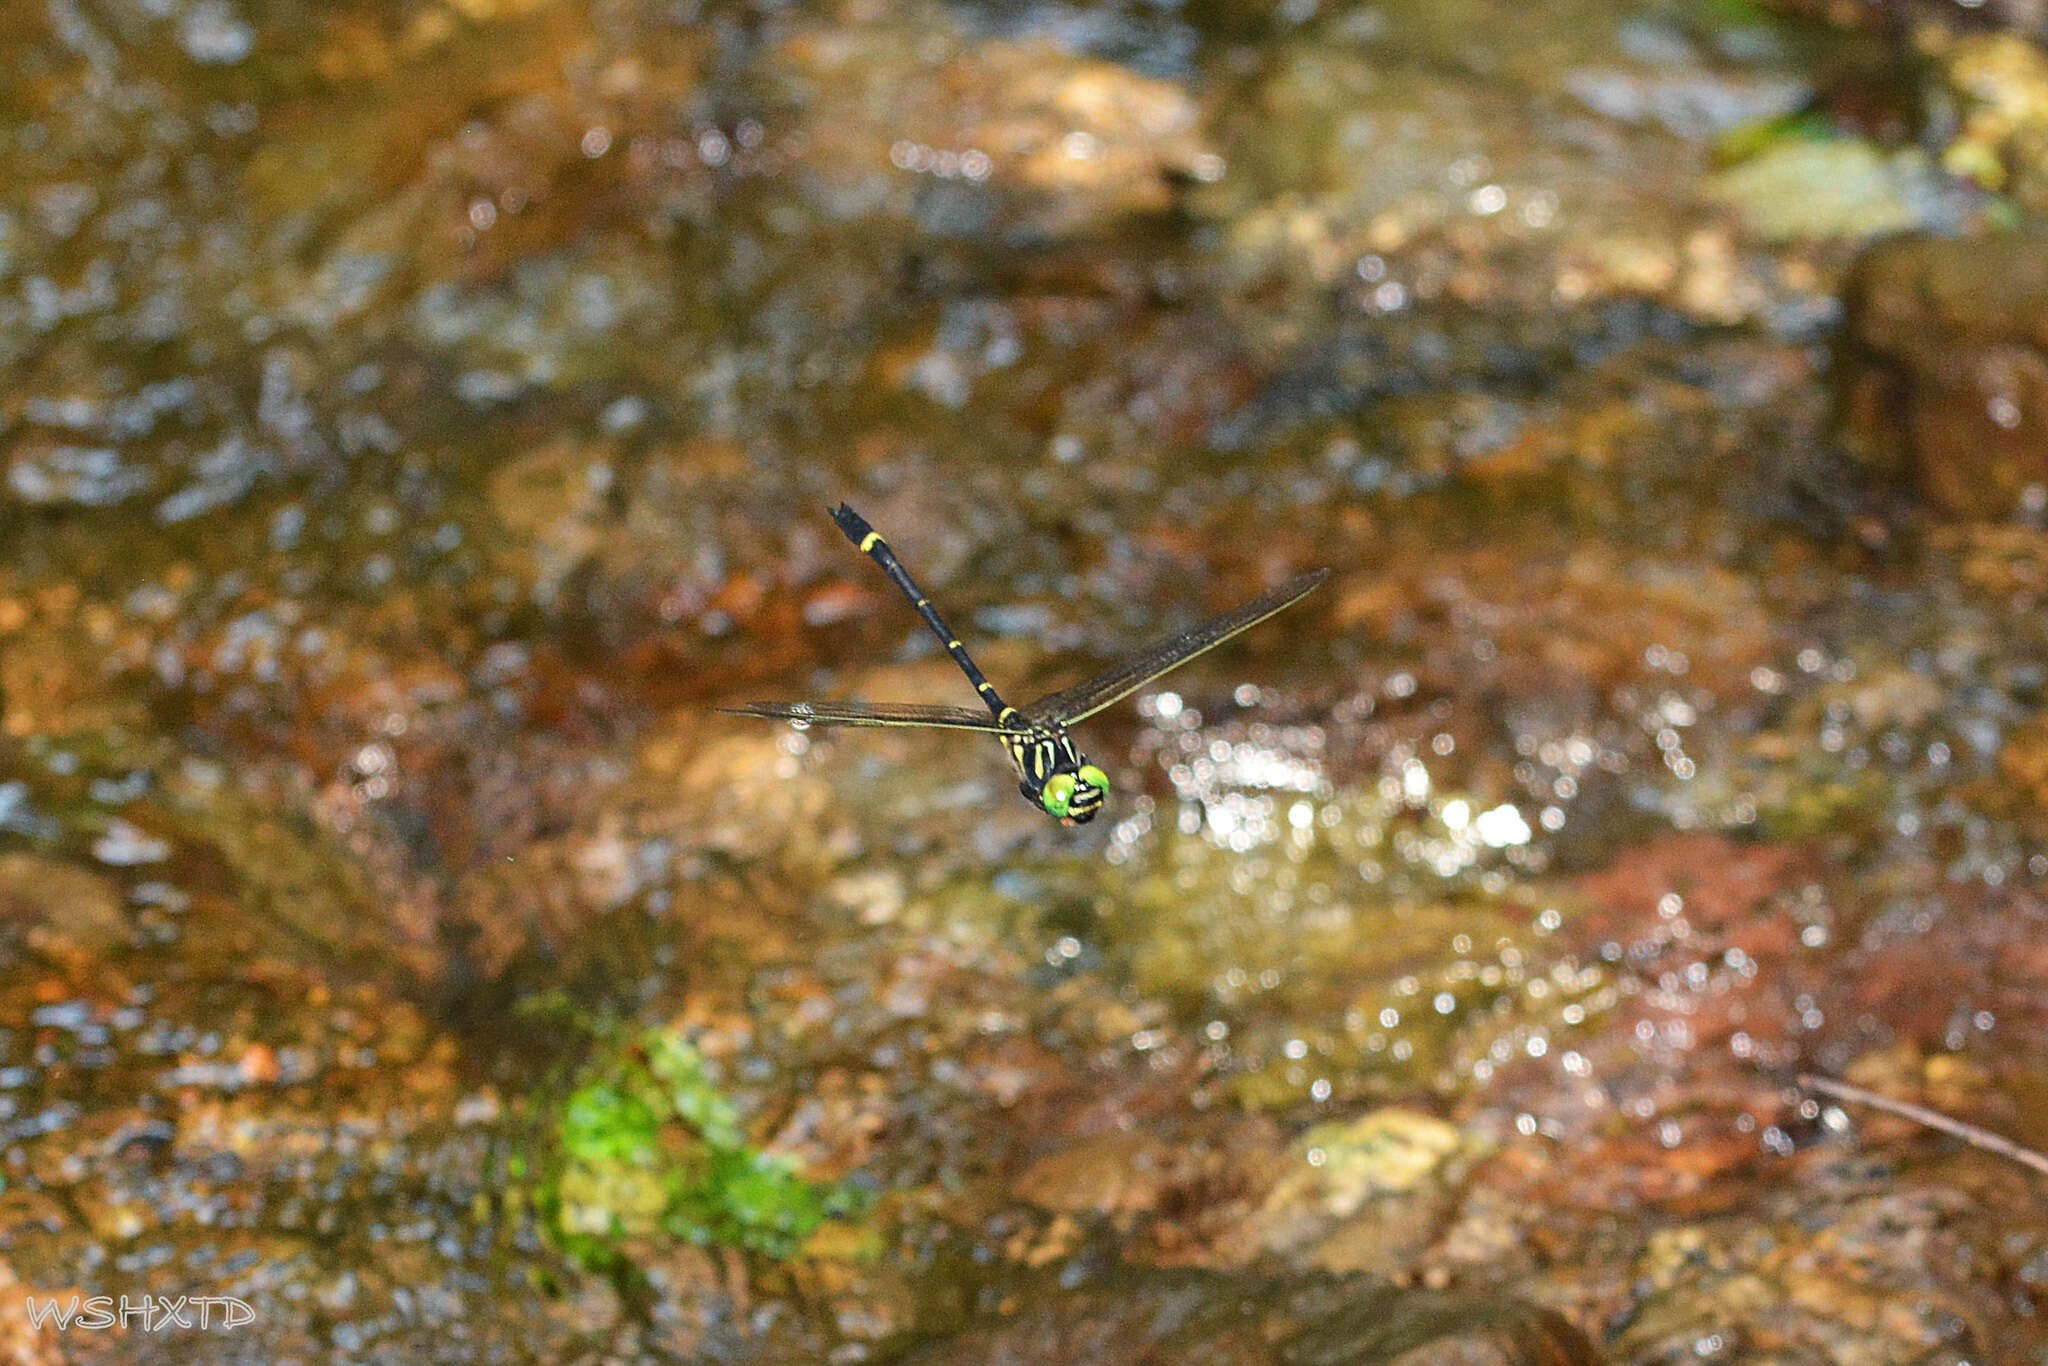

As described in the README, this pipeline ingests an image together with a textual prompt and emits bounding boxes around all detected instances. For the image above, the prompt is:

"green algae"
[544,1028,863,1267]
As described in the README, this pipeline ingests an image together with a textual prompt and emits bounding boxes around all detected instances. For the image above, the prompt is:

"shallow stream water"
[3,0,2047,1362]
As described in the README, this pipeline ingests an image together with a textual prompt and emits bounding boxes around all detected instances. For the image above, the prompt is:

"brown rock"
[1757,0,2048,45]
[767,32,1210,240]
[891,1265,1602,1366]
[1839,234,2048,518]
[0,853,129,952]
[0,1259,63,1366]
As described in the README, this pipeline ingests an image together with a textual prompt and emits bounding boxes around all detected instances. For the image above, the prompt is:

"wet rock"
[0,1259,62,1366]
[0,601,151,738]
[1759,0,2048,45]
[1009,1119,1286,1234]
[1276,1110,1469,1206]
[1706,140,1937,241]
[1011,1130,1202,1220]
[1201,24,1819,330]
[1608,1162,2023,1366]
[768,32,1210,241]
[1939,32,2048,213]
[1839,233,2048,517]
[6,442,153,508]
[888,1264,1601,1366]
[1564,65,1808,142]
[176,783,446,985]
[485,441,615,606]
[1945,523,2048,602]
[445,805,672,981]
[1236,1109,1479,1277]
[645,723,847,870]
[0,853,129,953]
[1450,835,1827,1217]
[1998,708,2048,816]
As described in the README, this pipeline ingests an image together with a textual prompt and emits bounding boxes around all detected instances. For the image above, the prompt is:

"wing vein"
[1022,569,1329,726]
[722,700,1030,734]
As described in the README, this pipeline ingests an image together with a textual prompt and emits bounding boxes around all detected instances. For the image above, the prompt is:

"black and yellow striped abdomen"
[829,503,1014,724]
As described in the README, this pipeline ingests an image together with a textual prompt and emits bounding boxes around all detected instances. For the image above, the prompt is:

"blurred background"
[4,0,2048,1360]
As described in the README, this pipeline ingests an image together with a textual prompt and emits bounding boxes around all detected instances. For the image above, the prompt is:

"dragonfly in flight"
[724,504,1328,825]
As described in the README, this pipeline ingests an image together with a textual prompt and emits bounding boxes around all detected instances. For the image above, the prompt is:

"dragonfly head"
[1040,763,1108,825]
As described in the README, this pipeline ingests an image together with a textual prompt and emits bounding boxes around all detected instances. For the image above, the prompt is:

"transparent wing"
[1022,569,1330,726]
[722,700,1024,733]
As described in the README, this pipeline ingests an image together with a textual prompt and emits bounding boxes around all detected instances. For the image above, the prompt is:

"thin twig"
[1798,1072,2048,1179]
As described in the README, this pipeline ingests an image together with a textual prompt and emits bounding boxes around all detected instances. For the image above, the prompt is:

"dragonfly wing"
[722,700,1020,732]
[1022,569,1330,726]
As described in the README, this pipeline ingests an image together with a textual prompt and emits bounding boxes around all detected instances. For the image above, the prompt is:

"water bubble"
[93,819,170,866]
[1475,805,1530,847]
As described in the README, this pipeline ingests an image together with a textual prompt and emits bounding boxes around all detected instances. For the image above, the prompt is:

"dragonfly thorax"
[1006,723,1108,825]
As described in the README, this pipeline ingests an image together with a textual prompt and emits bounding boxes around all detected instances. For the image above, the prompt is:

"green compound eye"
[1078,764,1108,793]
[1041,772,1077,817]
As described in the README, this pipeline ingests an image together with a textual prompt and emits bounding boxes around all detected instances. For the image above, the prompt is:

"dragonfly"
[723,504,1329,825]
